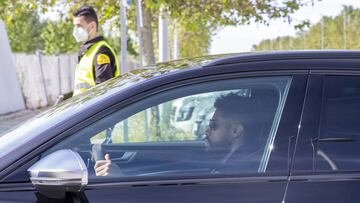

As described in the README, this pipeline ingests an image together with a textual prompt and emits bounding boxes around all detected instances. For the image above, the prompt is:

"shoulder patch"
[97,54,110,65]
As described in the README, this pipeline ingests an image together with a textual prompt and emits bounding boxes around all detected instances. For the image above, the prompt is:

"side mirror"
[28,149,88,199]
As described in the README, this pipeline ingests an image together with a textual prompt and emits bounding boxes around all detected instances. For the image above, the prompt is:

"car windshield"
[0,71,145,164]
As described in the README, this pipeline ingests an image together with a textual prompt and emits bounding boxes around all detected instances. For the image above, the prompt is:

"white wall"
[0,21,25,114]
[12,53,138,109]
[13,53,77,109]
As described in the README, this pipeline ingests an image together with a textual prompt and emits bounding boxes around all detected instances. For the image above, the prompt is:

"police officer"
[72,6,120,96]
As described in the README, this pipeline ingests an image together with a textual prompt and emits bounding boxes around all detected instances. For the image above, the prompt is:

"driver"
[94,93,260,176]
[202,93,261,173]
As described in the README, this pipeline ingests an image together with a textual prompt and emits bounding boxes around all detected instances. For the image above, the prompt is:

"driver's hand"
[94,154,112,176]
[94,154,122,176]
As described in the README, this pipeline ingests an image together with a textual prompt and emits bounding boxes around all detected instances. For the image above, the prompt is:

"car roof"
[143,50,360,73]
[204,50,360,67]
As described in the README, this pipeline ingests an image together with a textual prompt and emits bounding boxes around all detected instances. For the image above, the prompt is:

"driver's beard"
[205,136,233,152]
[204,139,233,162]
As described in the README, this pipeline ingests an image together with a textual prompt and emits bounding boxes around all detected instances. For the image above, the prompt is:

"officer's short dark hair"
[73,6,98,29]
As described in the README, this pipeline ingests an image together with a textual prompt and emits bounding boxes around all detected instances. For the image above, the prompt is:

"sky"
[209,0,360,54]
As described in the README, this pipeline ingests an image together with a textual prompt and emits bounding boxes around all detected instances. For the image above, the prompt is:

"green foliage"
[173,21,215,58]
[253,5,360,51]
[107,109,191,144]
[107,36,139,56]
[64,0,309,59]
[3,11,44,53]
[0,1,70,53]
[162,0,310,28]
[0,1,38,22]
[40,19,78,54]
[1,0,312,56]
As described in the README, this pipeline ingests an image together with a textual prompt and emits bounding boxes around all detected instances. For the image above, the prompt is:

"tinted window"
[44,76,291,180]
[316,76,360,171]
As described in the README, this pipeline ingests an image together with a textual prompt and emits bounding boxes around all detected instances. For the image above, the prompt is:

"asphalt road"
[0,109,45,136]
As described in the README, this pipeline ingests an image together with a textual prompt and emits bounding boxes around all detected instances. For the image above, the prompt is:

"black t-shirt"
[78,36,117,84]
[208,146,264,174]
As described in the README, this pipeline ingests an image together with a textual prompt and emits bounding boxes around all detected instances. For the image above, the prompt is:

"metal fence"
[13,53,138,109]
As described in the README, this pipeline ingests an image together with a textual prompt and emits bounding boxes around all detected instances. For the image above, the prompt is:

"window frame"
[48,76,292,177]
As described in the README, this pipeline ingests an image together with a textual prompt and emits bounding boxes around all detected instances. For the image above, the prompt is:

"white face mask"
[73,27,89,43]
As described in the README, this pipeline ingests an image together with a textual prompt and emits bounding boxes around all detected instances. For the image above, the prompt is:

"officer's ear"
[93,22,98,32]
[88,21,97,32]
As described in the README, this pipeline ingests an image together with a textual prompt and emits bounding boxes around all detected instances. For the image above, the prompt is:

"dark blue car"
[1,51,360,202]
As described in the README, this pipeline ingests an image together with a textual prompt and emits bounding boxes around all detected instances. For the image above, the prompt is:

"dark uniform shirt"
[78,36,116,84]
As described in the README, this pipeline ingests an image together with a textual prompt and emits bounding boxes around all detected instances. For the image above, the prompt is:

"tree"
[0,1,38,21]
[106,35,139,57]
[1,0,311,62]
[253,6,360,51]
[174,20,215,59]
[2,10,44,53]
[63,0,311,66]
[0,0,62,53]
[41,19,79,54]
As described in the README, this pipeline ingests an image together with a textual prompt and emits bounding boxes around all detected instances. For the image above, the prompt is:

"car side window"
[90,90,252,144]
[45,76,291,180]
[315,76,360,171]
[90,92,221,144]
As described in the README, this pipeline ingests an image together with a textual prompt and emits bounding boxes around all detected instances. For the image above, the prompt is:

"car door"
[39,70,306,203]
[0,69,307,203]
[285,73,360,202]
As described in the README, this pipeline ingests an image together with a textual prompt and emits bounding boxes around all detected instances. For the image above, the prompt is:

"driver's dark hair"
[214,93,260,134]
[72,6,98,30]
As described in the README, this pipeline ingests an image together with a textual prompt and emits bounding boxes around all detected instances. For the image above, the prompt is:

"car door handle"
[112,151,136,162]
